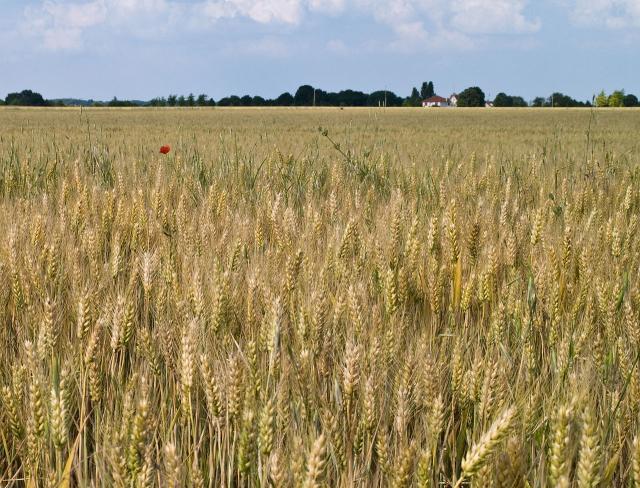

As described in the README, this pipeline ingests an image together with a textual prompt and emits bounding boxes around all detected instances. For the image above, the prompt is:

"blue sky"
[1,0,639,102]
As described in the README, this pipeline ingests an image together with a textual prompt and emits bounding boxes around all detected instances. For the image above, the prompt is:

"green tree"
[196,94,208,106]
[405,87,421,107]
[595,90,608,107]
[252,96,266,106]
[457,87,486,107]
[187,93,195,106]
[420,81,435,99]
[5,89,48,106]
[532,97,546,107]
[549,92,584,107]
[275,92,294,106]
[167,95,177,106]
[294,85,315,105]
[218,95,241,106]
[177,95,186,106]
[623,93,639,107]
[608,90,624,107]
[493,92,513,107]
[367,90,403,107]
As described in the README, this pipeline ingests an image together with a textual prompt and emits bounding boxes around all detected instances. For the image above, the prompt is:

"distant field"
[1,107,640,486]
[2,107,639,161]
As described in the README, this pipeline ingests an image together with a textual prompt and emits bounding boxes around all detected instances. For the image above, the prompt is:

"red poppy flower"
[160,145,171,154]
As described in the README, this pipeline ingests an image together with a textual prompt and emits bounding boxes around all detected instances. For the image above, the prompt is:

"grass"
[0,106,640,486]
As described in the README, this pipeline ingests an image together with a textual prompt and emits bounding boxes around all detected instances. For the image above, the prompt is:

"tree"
[333,89,367,106]
[405,87,421,107]
[187,93,195,107]
[167,95,177,106]
[420,81,435,99]
[252,96,266,106]
[367,90,403,107]
[177,95,186,107]
[532,97,546,107]
[595,90,608,107]
[493,92,512,107]
[623,93,639,107]
[550,93,575,107]
[457,87,485,107]
[5,89,48,106]
[511,96,528,107]
[196,94,208,106]
[294,85,315,106]
[608,90,624,107]
[275,92,294,106]
[217,95,241,106]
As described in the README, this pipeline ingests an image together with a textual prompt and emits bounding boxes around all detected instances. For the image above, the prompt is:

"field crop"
[1,107,640,487]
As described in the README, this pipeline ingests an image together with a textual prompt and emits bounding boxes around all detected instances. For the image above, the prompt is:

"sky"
[1,0,639,102]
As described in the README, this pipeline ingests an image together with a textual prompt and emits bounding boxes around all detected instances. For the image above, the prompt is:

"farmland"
[1,107,640,486]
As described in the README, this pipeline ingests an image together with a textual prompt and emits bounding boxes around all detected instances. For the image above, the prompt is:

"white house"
[449,94,458,107]
[422,95,450,107]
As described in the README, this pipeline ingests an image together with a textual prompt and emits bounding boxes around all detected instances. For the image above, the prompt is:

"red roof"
[423,96,448,103]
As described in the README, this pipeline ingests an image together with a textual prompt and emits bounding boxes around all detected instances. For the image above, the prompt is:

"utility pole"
[313,88,316,107]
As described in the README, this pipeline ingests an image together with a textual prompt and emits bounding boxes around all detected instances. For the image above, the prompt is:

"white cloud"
[24,0,106,50]
[21,0,542,52]
[200,0,304,24]
[349,0,538,51]
[25,0,305,50]
[309,0,345,13]
[570,0,640,28]
[450,0,540,34]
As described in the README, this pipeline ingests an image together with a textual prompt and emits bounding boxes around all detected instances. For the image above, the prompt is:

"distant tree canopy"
[5,84,634,109]
[623,93,639,107]
[531,97,546,107]
[608,90,624,107]
[404,87,422,107]
[596,89,638,107]
[106,97,138,107]
[368,90,404,107]
[217,95,242,106]
[546,92,589,107]
[5,90,48,106]
[596,90,608,107]
[420,81,435,99]
[294,85,315,105]
[493,92,528,107]
[457,87,486,107]
[275,92,294,106]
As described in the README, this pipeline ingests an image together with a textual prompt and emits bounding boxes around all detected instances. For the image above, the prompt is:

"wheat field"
[1,107,640,487]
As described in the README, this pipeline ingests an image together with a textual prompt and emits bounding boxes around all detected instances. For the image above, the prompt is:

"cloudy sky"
[1,0,639,101]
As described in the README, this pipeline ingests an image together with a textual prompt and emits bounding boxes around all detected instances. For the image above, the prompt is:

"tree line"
[2,85,639,108]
